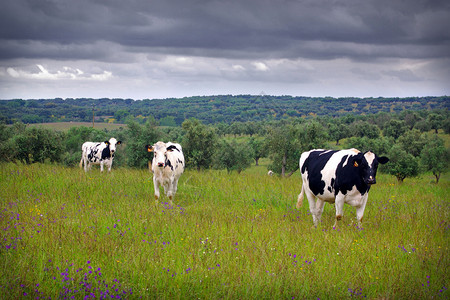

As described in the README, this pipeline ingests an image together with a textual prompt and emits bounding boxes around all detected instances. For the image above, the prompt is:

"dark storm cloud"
[1,0,449,100]
[1,0,449,62]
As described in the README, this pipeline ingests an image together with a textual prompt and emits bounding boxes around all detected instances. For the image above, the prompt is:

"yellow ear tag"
[354,161,359,167]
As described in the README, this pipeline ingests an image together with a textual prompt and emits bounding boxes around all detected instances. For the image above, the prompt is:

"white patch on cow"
[364,151,376,166]
[318,149,332,155]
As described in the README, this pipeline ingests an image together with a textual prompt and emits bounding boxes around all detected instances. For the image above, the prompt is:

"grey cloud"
[1,0,449,99]
[1,0,449,62]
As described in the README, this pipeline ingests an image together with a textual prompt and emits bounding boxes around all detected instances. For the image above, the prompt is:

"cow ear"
[117,141,122,145]
[146,144,154,152]
[353,155,363,167]
[104,141,110,145]
[378,156,389,164]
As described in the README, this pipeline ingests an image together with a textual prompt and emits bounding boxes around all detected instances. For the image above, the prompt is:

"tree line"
[1,95,449,125]
[1,108,448,183]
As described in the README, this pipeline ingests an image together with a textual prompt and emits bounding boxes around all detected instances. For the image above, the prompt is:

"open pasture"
[0,162,448,299]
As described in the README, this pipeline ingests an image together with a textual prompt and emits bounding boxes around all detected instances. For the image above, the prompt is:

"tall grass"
[0,162,448,299]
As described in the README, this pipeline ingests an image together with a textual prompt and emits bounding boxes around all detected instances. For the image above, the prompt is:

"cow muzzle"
[366,176,376,185]
[157,162,164,168]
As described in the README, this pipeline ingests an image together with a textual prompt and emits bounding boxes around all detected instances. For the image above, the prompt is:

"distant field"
[28,122,127,131]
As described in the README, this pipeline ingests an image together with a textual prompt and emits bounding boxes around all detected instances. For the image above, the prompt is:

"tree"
[427,113,444,134]
[266,124,300,177]
[12,127,64,164]
[266,120,327,177]
[298,120,329,152]
[383,119,407,140]
[384,145,419,183]
[328,121,350,145]
[345,136,393,156]
[214,139,254,173]
[125,119,161,169]
[397,129,426,157]
[248,137,267,166]
[351,121,380,139]
[114,109,130,123]
[403,111,421,130]
[182,118,218,170]
[420,135,449,183]
[443,118,450,134]
[159,116,177,127]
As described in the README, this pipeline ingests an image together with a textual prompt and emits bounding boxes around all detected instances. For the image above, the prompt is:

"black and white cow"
[79,138,121,172]
[146,141,185,204]
[296,148,389,227]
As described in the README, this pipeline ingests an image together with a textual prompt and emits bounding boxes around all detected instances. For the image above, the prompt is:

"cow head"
[146,141,174,168]
[353,151,389,185]
[106,138,121,155]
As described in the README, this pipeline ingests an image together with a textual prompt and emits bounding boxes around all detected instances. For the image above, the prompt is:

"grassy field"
[0,162,448,299]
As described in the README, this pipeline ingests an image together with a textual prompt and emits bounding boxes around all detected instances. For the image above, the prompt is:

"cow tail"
[296,185,304,209]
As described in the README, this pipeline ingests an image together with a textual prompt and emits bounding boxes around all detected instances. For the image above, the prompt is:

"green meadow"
[0,161,448,299]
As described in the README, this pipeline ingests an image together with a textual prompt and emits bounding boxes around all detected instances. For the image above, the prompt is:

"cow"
[296,148,389,227]
[79,138,121,172]
[146,141,185,204]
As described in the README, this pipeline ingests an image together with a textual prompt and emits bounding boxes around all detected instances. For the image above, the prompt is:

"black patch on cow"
[166,145,180,152]
[87,144,101,163]
[165,157,174,171]
[101,144,111,160]
[302,150,338,196]
[334,153,370,196]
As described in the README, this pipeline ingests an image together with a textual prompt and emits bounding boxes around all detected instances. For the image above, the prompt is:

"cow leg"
[165,180,174,206]
[304,190,320,226]
[172,178,179,196]
[315,199,325,224]
[296,186,305,209]
[334,194,345,228]
[153,177,160,202]
[100,162,104,172]
[355,194,369,227]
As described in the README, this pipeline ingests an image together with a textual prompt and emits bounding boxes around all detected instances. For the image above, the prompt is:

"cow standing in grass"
[146,141,185,204]
[297,148,389,227]
[80,138,121,172]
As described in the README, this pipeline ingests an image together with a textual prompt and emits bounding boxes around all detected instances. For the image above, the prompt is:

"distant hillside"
[1,95,448,125]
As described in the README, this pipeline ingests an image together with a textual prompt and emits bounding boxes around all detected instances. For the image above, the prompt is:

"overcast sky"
[1,0,449,100]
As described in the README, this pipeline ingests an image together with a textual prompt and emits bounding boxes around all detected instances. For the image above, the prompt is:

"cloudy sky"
[1,0,449,100]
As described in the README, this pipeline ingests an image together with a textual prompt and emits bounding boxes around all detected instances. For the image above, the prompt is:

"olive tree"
[214,139,254,173]
[384,144,419,183]
[182,118,218,170]
[267,120,328,177]
[420,135,449,183]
